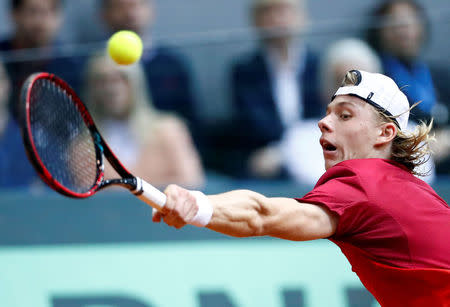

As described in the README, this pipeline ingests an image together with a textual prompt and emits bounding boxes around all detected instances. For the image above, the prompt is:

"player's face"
[318,95,381,170]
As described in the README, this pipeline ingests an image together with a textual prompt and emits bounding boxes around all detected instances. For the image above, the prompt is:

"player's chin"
[323,156,341,170]
[324,160,333,171]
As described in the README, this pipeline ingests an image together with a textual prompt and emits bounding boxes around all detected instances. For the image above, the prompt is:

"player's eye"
[340,112,352,120]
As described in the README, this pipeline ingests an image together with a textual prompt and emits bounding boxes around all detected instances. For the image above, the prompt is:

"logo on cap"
[332,70,410,131]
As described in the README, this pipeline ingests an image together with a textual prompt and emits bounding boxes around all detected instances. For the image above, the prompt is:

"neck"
[272,41,290,61]
[371,144,393,161]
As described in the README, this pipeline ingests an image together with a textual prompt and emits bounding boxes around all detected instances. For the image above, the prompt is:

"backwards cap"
[332,70,410,131]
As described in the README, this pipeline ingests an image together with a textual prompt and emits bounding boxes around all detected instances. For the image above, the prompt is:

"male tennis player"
[153,70,450,306]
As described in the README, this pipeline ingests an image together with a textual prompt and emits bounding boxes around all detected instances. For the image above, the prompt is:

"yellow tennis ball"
[107,30,143,65]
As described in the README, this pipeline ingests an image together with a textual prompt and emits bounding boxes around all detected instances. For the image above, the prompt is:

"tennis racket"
[19,72,166,210]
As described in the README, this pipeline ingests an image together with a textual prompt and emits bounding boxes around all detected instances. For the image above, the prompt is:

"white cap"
[332,70,410,131]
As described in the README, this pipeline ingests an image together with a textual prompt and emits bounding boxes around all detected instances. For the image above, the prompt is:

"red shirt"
[297,159,450,306]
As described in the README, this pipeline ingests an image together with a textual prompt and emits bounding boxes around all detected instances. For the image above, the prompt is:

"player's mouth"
[320,138,338,156]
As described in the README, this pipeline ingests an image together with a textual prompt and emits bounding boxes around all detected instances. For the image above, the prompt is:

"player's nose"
[318,115,332,133]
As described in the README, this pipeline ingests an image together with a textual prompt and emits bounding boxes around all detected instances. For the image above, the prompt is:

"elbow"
[245,192,271,237]
[212,189,272,238]
[244,213,265,237]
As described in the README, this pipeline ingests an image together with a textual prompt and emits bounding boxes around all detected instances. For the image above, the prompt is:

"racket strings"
[29,79,98,193]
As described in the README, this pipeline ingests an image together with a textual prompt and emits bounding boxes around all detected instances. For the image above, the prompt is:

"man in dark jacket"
[224,0,322,178]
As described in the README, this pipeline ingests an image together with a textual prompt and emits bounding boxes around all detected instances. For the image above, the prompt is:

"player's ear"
[375,122,397,146]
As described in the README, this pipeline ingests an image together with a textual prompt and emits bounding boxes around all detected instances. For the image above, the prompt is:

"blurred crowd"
[0,0,449,191]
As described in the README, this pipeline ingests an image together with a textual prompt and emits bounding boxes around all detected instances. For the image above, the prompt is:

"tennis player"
[153,70,450,306]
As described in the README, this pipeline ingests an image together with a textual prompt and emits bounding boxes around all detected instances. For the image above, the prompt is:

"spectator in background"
[431,128,450,175]
[83,54,204,188]
[366,0,450,175]
[226,0,321,179]
[0,61,39,188]
[367,0,450,175]
[366,0,439,123]
[319,39,383,106]
[0,0,83,121]
[100,0,198,130]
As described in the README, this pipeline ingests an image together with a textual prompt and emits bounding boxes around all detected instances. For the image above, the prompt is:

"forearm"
[156,185,337,241]
[206,190,271,237]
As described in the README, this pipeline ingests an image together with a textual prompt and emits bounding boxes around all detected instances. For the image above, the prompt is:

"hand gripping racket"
[19,72,166,210]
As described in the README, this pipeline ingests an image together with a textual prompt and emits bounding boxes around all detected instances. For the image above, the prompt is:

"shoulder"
[300,161,367,209]
[146,46,188,67]
[314,159,365,187]
[304,159,410,206]
[319,159,435,207]
[299,160,400,238]
[154,46,182,59]
[329,158,409,178]
[142,46,193,78]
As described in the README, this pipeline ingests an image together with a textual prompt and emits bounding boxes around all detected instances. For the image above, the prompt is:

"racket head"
[19,72,105,198]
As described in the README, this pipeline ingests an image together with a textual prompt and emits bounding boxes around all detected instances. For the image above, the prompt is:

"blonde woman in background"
[83,54,204,188]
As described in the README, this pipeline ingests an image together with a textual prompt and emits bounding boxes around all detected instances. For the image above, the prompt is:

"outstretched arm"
[153,185,338,241]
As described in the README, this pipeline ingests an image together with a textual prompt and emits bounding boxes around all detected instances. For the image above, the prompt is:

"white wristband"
[189,190,213,227]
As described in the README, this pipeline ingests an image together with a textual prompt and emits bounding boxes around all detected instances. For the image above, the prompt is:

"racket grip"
[133,177,166,211]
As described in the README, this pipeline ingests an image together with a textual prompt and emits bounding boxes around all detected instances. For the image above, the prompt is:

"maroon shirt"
[297,159,450,306]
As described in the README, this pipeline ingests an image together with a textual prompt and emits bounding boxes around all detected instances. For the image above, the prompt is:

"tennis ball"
[107,30,143,65]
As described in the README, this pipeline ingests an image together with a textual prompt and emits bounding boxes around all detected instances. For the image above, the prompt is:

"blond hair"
[341,71,434,175]
[82,53,163,146]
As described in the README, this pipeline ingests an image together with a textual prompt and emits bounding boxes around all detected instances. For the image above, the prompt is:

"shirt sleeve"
[296,164,371,238]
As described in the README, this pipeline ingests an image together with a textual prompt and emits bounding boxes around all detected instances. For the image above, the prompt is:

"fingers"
[152,208,162,223]
[161,184,180,215]
[153,184,198,229]
[161,214,186,229]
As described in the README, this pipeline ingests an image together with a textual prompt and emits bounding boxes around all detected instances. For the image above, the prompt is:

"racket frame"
[20,72,139,198]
